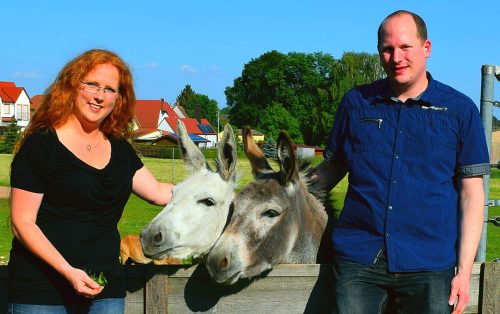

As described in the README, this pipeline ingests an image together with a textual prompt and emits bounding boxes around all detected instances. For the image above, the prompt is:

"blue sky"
[2,1,500,115]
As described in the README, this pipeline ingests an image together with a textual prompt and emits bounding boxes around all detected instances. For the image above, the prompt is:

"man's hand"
[449,271,470,314]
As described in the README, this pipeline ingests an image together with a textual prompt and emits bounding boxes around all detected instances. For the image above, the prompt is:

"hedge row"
[132,144,246,160]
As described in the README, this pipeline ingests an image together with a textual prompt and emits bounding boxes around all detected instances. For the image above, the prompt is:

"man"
[315,10,489,314]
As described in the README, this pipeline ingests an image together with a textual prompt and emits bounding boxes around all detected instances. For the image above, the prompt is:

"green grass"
[118,194,164,236]
[0,154,499,263]
[0,198,11,264]
[0,154,13,186]
[486,168,500,261]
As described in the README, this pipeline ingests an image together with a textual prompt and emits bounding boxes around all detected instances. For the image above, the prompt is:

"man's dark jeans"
[333,255,455,314]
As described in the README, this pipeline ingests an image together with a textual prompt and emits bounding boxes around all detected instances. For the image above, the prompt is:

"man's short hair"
[377,10,428,46]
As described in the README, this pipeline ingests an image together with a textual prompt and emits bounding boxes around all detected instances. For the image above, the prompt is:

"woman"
[8,49,173,313]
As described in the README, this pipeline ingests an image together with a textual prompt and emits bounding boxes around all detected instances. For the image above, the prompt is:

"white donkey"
[140,120,237,261]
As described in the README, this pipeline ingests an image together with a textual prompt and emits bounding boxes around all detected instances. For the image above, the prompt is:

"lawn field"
[0,153,499,263]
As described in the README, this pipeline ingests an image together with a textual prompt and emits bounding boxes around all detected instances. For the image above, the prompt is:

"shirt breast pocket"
[349,110,393,153]
[406,111,456,150]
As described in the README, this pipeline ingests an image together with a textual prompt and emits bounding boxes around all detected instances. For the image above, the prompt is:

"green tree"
[0,119,20,153]
[176,84,219,128]
[176,84,196,110]
[224,50,384,146]
[259,102,303,143]
[225,50,289,128]
[493,115,500,131]
[192,94,219,128]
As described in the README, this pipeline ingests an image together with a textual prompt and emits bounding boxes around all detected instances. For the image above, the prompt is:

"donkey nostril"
[153,231,163,244]
[220,256,230,270]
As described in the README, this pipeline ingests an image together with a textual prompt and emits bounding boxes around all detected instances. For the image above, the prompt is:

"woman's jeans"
[333,256,455,314]
[7,298,125,314]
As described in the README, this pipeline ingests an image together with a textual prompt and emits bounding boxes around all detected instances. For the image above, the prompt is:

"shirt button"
[392,179,397,184]
[395,154,399,159]
[386,233,390,237]
[388,205,393,210]
[399,130,403,134]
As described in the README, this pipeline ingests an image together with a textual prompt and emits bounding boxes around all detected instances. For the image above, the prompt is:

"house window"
[16,104,22,120]
[3,104,10,114]
[22,104,29,120]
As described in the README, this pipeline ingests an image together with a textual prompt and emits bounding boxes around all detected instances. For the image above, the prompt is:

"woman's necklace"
[85,143,97,151]
[82,134,102,152]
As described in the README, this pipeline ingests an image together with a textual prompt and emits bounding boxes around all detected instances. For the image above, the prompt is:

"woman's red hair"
[15,49,136,152]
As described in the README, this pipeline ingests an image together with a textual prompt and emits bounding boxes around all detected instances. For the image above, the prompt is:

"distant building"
[224,128,264,143]
[30,94,44,117]
[0,82,30,131]
[133,99,217,148]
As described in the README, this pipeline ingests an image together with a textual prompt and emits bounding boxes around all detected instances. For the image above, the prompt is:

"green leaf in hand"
[88,271,108,287]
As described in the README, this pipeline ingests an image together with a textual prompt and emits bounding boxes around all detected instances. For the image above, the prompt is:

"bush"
[133,144,182,159]
[262,138,277,158]
[0,120,20,153]
[133,144,231,160]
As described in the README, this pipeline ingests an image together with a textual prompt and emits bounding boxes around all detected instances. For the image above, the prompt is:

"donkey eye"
[262,209,280,218]
[198,198,215,207]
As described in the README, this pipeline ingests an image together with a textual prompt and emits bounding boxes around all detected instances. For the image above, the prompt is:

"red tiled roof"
[133,127,158,137]
[165,116,180,132]
[176,105,189,118]
[134,99,179,130]
[30,94,44,111]
[135,100,164,129]
[135,99,215,138]
[200,118,210,125]
[160,101,179,118]
[0,81,25,103]
[181,118,202,133]
[0,82,16,88]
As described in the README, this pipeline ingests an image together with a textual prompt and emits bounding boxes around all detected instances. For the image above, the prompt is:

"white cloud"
[144,62,160,68]
[13,71,42,78]
[180,64,197,74]
[207,65,220,73]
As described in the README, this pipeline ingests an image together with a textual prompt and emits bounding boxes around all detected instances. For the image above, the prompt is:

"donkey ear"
[177,119,210,172]
[242,126,273,177]
[277,130,298,184]
[217,123,237,182]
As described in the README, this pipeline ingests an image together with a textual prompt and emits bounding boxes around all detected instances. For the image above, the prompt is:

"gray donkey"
[206,127,333,285]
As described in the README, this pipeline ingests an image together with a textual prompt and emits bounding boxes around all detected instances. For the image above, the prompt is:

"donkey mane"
[298,160,330,205]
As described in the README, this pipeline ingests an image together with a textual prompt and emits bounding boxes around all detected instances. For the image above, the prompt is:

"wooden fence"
[1,262,498,313]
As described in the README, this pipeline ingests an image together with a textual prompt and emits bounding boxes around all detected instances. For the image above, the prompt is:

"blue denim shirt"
[324,74,490,272]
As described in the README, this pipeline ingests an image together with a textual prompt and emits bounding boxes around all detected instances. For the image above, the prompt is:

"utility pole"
[477,64,500,262]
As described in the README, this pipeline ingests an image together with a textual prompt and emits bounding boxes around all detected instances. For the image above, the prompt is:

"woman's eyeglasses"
[80,80,119,100]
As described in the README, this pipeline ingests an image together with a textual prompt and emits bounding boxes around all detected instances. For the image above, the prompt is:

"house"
[223,128,264,143]
[133,99,217,148]
[30,94,44,117]
[0,82,30,131]
[294,144,324,158]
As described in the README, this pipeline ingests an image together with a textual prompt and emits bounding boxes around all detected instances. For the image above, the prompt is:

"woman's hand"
[64,267,104,298]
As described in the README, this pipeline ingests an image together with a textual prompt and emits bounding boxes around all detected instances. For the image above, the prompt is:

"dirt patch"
[0,186,10,198]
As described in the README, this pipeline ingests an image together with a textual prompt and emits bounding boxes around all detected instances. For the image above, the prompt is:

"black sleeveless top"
[8,129,143,304]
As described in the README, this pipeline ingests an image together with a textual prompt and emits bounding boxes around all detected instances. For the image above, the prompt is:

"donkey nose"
[153,230,164,245]
[219,255,231,270]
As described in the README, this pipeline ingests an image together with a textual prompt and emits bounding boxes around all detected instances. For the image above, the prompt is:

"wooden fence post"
[480,262,499,314]
[145,267,169,314]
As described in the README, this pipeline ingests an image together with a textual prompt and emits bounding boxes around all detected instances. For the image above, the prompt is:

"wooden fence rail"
[1,263,498,313]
